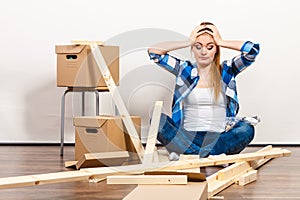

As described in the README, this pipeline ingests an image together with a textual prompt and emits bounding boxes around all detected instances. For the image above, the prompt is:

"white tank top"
[183,87,226,132]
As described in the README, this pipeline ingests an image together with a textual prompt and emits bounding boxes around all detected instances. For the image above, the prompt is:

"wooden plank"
[35,171,90,185]
[217,162,251,181]
[65,151,130,169]
[174,148,291,168]
[152,147,159,163]
[0,171,91,190]
[71,40,104,45]
[88,148,291,182]
[89,177,106,183]
[249,145,276,169]
[124,162,207,200]
[178,167,201,173]
[90,43,145,161]
[65,161,78,168]
[178,152,201,173]
[207,146,268,197]
[0,148,291,189]
[207,168,249,198]
[143,101,163,164]
[123,182,207,200]
[0,175,38,189]
[206,146,285,198]
[208,196,224,200]
[238,170,257,186]
[107,175,187,185]
[144,171,206,182]
[209,149,289,166]
[179,154,199,160]
[76,151,130,169]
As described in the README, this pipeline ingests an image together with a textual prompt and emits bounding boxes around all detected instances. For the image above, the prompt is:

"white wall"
[0,0,299,144]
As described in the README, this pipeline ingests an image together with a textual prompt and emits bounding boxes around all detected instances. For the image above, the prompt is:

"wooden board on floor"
[123,162,207,200]
[123,182,207,200]
[65,161,78,168]
[107,175,187,185]
[144,171,206,182]
[217,161,251,181]
[76,151,130,169]
[207,146,279,198]
[207,166,251,198]
[65,151,130,169]
[249,145,274,169]
[238,170,257,186]
[0,148,291,189]
[0,171,91,189]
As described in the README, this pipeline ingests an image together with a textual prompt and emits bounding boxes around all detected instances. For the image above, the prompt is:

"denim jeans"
[157,113,255,158]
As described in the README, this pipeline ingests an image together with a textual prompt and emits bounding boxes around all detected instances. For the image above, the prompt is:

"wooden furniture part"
[123,163,207,200]
[217,161,251,181]
[143,101,163,164]
[107,175,188,185]
[69,151,130,169]
[208,196,224,200]
[123,182,207,200]
[237,170,258,186]
[248,145,274,169]
[207,145,281,198]
[71,40,104,45]
[144,171,206,182]
[0,147,291,189]
[90,43,144,161]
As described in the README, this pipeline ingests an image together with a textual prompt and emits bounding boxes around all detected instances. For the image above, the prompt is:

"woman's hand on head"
[190,24,222,45]
[206,25,222,46]
[189,24,207,44]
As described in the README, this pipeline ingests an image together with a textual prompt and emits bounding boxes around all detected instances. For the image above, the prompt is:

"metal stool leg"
[60,88,104,156]
[82,91,85,116]
[95,91,99,115]
[60,89,70,156]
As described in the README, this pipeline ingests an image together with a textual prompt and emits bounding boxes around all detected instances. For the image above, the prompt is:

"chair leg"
[95,91,99,115]
[60,89,70,156]
[60,88,103,156]
[81,91,85,116]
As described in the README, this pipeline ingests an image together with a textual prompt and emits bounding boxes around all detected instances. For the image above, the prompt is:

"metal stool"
[60,87,109,156]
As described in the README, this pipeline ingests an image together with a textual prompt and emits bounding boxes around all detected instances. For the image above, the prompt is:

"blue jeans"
[157,113,255,158]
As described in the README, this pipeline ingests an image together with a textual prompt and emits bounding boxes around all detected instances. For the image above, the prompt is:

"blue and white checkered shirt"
[149,41,260,128]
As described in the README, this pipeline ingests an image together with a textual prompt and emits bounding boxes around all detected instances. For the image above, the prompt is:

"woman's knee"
[239,121,255,143]
[158,113,171,130]
[157,113,178,144]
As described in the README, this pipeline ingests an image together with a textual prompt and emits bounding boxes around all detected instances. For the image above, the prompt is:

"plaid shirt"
[149,41,260,128]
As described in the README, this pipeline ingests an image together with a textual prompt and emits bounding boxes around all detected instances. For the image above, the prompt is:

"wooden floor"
[0,145,299,200]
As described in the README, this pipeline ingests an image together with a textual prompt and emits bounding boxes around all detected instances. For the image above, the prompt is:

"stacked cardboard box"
[73,115,141,167]
[55,45,119,87]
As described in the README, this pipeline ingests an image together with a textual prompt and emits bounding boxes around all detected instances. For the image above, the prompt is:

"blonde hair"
[210,45,222,102]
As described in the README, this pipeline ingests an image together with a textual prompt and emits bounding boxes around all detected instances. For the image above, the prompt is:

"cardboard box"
[73,115,141,160]
[55,45,119,87]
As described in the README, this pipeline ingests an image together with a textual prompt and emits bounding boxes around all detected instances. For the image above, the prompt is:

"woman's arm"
[148,40,193,55]
[148,24,208,55]
[204,24,260,76]
[218,40,245,51]
[206,25,246,51]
